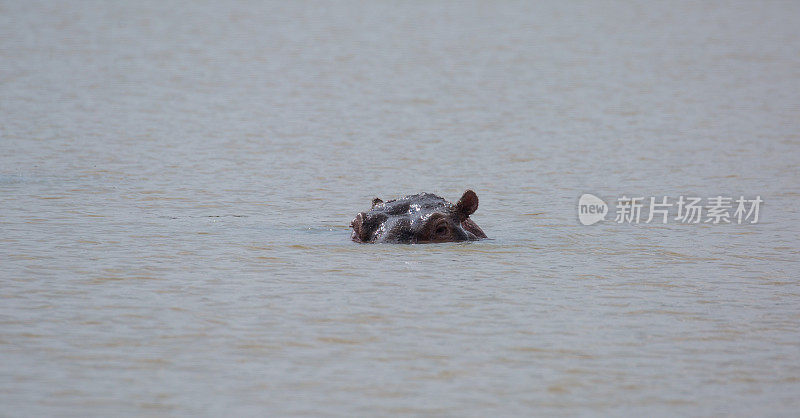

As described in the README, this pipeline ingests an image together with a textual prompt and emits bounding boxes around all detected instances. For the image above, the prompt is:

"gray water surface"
[2,1,799,416]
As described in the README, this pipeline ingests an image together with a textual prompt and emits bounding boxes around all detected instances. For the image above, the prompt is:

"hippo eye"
[435,224,449,236]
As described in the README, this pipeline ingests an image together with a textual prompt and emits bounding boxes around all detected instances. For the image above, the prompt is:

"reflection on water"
[1,0,799,415]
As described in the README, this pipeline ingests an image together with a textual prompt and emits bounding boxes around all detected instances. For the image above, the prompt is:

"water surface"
[1,1,799,415]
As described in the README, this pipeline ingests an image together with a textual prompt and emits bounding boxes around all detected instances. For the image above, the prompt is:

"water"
[2,1,799,415]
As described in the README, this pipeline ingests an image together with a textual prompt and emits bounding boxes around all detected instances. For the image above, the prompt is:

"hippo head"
[350,190,487,243]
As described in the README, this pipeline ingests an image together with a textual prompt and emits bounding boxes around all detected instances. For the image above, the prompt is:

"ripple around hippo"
[350,190,487,244]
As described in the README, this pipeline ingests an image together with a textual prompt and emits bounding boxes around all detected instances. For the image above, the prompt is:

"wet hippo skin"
[350,190,487,243]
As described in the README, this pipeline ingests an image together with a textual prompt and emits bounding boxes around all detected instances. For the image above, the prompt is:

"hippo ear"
[456,190,479,220]
[371,198,383,208]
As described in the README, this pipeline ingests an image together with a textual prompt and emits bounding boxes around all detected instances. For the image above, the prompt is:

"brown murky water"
[2,1,799,415]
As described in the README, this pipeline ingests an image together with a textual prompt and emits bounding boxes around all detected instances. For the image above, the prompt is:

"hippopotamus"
[350,190,487,243]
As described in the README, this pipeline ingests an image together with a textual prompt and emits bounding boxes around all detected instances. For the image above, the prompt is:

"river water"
[2,1,799,416]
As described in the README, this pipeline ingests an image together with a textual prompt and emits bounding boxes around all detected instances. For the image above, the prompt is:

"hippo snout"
[351,211,390,243]
[350,212,367,242]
